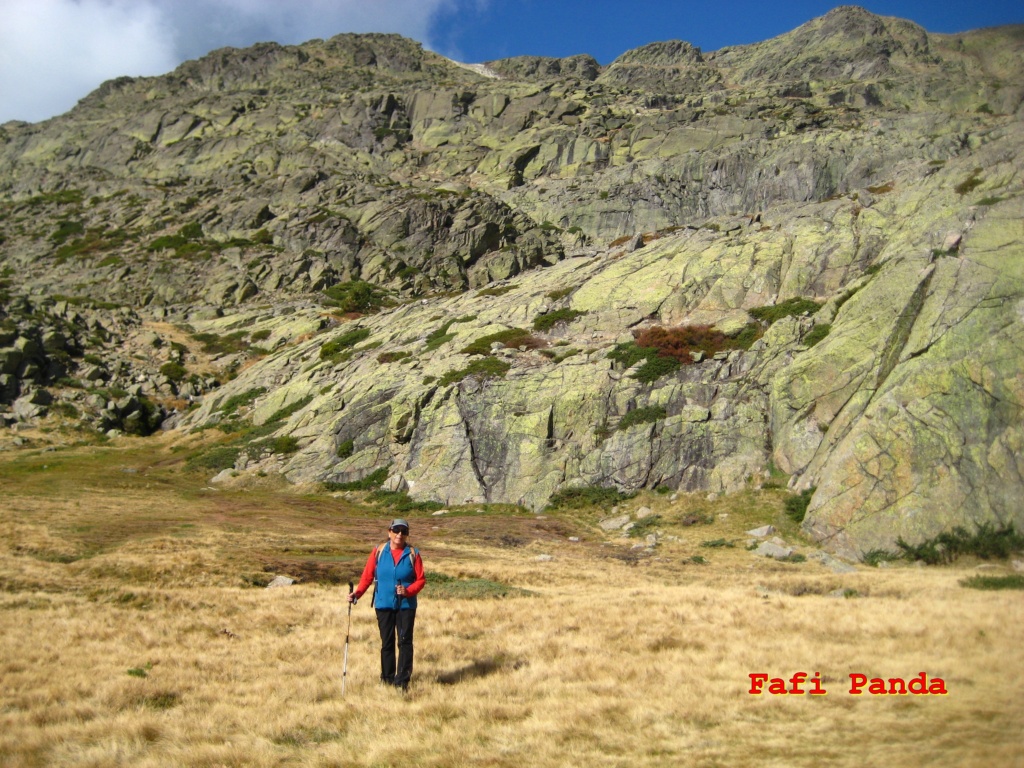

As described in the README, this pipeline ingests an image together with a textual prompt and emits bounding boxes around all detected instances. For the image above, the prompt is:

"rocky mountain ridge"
[1,6,1022,559]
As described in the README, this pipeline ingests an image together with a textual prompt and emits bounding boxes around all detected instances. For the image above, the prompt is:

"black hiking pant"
[376,608,415,688]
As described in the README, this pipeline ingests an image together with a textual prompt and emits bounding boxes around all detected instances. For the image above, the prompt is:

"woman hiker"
[348,518,425,691]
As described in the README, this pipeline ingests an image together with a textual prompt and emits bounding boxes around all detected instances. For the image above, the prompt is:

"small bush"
[264,394,314,425]
[461,328,537,356]
[320,328,371,360]
[271,435,299,454]
[701,538,735,548]
[545,287,574,300]
[532,308,585,332]
[618,406,667,431]
[336,439,354,459]
[954,170,984,196]
[377,351,411,364]
[628,515,663,538]
[368,489,444,513]
[192,331,248,355]
[608,341,658,369]
[784,488,815,523]
[802,324,831,347]
[960,574,1024,591]
[179,222,203,240]
[476,285,514,297]
[545,486,636,510]
[440,357,511,387]
[51,220,85,244]
[730,323,763,350]
[896,523,1024,565]
[219,387,266,415]
[251,329,272,342]
[424,332,457,351]
[322,281,387,313]
[324,466,390,491]
[634,324,748,367]
[749,298,822,325]
[186,445,240,472]
[862,549,902,567]
[160,361,187,382]
[424,315,475,351]
[633,356,681,383]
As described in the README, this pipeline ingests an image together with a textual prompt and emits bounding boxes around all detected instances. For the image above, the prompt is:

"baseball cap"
[389,518,410,532]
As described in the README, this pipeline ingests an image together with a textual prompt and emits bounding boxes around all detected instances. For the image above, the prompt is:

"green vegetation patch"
[749,297,822,325]
[609,324,760,384]
[628,515,663,538]
[320,327,372,360]
[954,169,984,196]
[51,220,85,244]
[159,361,187,383]
[186,444,241,472]
[476,285,515,297]
[461,327,539,356]
[192,330,249,356]
[545,287,574,301]
[618,406,667,431]
[632,356,681,384]
[323,466,390,491]
[540,347,582,364]
[532,308,586,332]
[424,315,476,351]
[896,524,1024,565]
[218,387,267,416]
[959,574,1024,591]
[802,324,832,347]
[428,572,533,599]
[54,226,131,263]
[368,489,445,513]
[322,281,388,314]
[440,357,511,387]
[608,341,658,369]
[784,488,815,524]
[545,486,636,511]
[264,394,314,425]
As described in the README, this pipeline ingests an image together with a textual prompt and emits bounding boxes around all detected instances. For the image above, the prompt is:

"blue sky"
[1,0,1021,124]
[437,0,1024,65]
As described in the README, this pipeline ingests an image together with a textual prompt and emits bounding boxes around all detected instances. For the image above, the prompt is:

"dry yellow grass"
[0,438,1021,767]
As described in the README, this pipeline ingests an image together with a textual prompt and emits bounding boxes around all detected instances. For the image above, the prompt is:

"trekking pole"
[342,581,353,697]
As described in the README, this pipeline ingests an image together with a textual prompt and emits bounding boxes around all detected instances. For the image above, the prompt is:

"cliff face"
[2,7,1023,558]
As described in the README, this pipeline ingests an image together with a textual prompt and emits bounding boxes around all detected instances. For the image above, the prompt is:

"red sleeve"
[405,552,426,597]
[352,546,378,599]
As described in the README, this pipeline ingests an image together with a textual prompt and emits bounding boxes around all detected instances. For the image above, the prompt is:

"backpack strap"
[371,542,387,604]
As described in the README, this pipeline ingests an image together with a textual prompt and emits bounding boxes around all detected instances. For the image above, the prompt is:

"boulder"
[754,541,794,559]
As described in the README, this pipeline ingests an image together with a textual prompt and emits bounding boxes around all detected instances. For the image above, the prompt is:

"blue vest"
[373,544,418,611]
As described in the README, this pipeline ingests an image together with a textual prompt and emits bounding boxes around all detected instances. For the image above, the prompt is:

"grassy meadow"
[0,433,1021,767]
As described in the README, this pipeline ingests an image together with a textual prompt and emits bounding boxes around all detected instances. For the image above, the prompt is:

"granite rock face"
[1,8,1023,557]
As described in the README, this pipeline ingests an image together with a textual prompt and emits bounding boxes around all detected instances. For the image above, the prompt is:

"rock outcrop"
[1,7,1022,557]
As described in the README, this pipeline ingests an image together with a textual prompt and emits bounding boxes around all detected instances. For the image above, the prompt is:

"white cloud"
[0,0,177,123]
[164,0,460,59]
[0,0,461,124]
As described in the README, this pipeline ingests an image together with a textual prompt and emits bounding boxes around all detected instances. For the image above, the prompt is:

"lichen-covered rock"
[2,10,1023,559]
